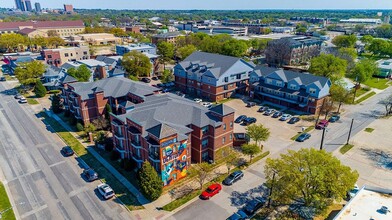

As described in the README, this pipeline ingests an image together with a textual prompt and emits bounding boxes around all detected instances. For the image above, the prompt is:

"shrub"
[48,90,61,94]
[76,122,84,132]
[34,79,47,98]
[51,94,62,114]
[138,161,162,201]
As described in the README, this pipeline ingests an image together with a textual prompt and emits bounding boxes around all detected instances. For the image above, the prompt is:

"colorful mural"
[161,139,188,186]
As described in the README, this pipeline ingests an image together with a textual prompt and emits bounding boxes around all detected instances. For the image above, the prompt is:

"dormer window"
[266,78,272,84]
[309,88,316,94]
[276,81,282,86]
[289,84,296,90]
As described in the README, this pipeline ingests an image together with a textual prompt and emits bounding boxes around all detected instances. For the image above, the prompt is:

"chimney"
[97,66,107,79]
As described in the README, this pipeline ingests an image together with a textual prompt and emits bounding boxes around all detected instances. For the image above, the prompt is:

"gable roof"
[61,75,78,83]
[209,104,235,116]
[146,123,177,139]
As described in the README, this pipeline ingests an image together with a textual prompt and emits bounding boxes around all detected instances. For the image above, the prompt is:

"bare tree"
[265,38,292,67]
[380,94,392,116]
[190,162,211,190]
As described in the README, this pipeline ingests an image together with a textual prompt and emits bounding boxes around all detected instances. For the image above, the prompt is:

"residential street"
[0,82,132,220]
[170,87,392,220]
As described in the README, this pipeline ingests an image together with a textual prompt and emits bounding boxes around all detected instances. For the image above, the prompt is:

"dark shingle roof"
[146,124,177,139]
[61,75,78,83]
[209,104,235,116]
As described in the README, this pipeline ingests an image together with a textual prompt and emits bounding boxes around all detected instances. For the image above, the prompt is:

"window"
[266,78,272,84]
[202,139,208,149]
[236,74,241,79]
[47,55,52,59]
[230,134,233,140]
[230,121,233,128]
[202,151,209,161]
[223,124,226,131]
[224,77,228,82]
[309,88,316,94]
[223,85,228,90]
[202,126,209,135]
[83,51,88,55]
[65,53,69,57]
[289,84,296,90]
[222,137,226,144]
[276,81,282,86]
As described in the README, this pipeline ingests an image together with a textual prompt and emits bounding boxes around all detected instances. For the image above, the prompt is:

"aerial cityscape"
[0,0,392,220]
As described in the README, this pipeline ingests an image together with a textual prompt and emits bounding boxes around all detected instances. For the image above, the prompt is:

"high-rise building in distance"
[34,2,41,12]
[63,4,74,13]
[15,0,26,11]
[24,0,32,11]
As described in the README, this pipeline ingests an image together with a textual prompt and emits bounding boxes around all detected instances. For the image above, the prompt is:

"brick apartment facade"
[174,51,255,102]
[42,46,90,67]
[151,32,183,45]
[60,77,160,124]
[111,94,235,186]
[249,66,331,114]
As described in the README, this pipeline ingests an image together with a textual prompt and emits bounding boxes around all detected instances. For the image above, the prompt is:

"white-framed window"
[230,121,233,128]
[223,124,226,131]
[222,137,226,144]
[289,84,296,90]
[230,134,233,140]
[309,88,316,94]
[276,81,282,86]
[266,78,272,84]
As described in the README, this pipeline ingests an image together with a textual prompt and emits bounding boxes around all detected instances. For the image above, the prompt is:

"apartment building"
[74,33,122,45]
[265,36,322,67]
[250,66,331,114]
[151,31,183,45]
[42,46,90,67]
[61,77,160,125]
[174,51,255,102]
[0,20,85,37]
[110,94,235,186]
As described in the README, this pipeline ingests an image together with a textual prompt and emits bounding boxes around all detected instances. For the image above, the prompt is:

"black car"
[61,146,74,156]
[296,133,311,142]
[223,171,244,185]
[329,115,340,123]
[157,83,164,87]
[272,111,283,118]
[242,199,265,217]
[257,106,268,112]
[235,115,247,123]
[243,117,257,125]
[246,102,256,107]
[83,168,98,182]
[141,77,151,83]
[288,117,300,124]
[0,76,6,81]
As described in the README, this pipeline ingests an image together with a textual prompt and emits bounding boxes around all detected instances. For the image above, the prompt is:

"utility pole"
[346,118,354,145]
[320,127,326,150]
[315,98,326,126]
[267,172,276,208]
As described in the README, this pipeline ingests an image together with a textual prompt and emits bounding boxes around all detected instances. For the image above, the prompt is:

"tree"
[0,33,27,52]
[221,39,248,57]
[368,39,391,57]
[264,148,358,213]
[67,65,91,82]
[379,94,392,116]
[331,35,357,48]
[360,35,373,45]
[161,69,173,83]
[157,41,174,67]
[189,162,211,190]
[47,30,59,37]
[330,83,352,112]
[110,28,128,37]
[309,54,347,82]
[121,51,152,77]
[176,45,197,61]
[15,60,46,86]
[34,79,47,98]
[84,123,96,133]
[51,94,62,113]
[92,117,109,130]
[352,59,378,86]
[104,103,112,120]
[265,38,292,67]
[241,144,261,162]
[138,161,163,201]
[46,36,65,48]
[245,124,270,149]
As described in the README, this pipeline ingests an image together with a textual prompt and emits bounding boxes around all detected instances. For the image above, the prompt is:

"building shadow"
[229,184,269,208]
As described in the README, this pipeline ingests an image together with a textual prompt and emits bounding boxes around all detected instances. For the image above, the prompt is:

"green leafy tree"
[84,123,96,133]
[104,103,112,120]
[264,148,358,213]
[46,36,65,48]
[368,39,391,57]
[221,39,248,57]
[352,59,378,86]
[331,34,357,48]
[296,27,307,33]
[110,28,128,37]
[0,33,27,52]
[309,54,347,82]
[15,61,46,85]
[121,50,152,77]
[360,35,373,45]
[161,69,173,83]
[138,161,163,201]
[176,45,197,61]
[157,41,174,68]
[189,162,211,190]
[245,124,270,149]
[34,79,47,98]
[241,143,261,162]
[330,83,352,112]
[76,123,84,132]
[51,94,62,114]
[67,65,91,82]
[47,30,59,37]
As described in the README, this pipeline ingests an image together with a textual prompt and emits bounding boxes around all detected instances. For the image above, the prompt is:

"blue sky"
[1,0,392,10]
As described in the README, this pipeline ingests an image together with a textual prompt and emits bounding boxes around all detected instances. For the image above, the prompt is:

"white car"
[18,97,27,104]
[201,102,212,108]
[97,183,114,200]
[280,114,292,121]
[194,98,202,103]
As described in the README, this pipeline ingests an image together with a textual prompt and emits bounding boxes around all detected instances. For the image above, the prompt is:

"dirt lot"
[224,98,313,141]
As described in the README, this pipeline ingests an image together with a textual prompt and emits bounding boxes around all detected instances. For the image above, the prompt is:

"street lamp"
[319,127,328,150]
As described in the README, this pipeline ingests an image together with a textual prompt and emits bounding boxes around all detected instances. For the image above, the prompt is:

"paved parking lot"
[224,99,313,142]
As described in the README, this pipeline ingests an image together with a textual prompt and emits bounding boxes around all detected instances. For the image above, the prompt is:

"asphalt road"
[0,82,132,220]
[171,87,392,220]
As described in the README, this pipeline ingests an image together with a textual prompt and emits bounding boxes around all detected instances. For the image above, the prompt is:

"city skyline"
[2,0,392,10]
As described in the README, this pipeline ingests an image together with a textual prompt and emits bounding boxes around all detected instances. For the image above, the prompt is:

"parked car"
[223,171,244,185]
[296,133,311,142]
[347,184,359,199]
[175,91,185,97]
[288,117,300,124]
[194,98,202,103]
[83,168,98,182]
[201,102,212,108]
[329,115,340,123]
[316,119,329,129]
[272,111,283,118]
[200,183,222,200]
[157,83,164,87]
[151,76,158,81]
[241,199,265,217]
[243,117,257,125]
[0,76,6,81]
[167,82,175,87]
[14,94,23,99]
[18,98,27,104]
[246,102,256,107]
[263,108,276,116]
[61,146,74,156]
[227,211,247,220]
[257,106,268,112]
[97,183,115,200]
[235,115,247,123]
[280,114,292,121]
[141,77,151,83]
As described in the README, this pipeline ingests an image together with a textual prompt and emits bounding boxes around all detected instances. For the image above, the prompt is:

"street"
[170,87,392,220]
[0,82,132,220]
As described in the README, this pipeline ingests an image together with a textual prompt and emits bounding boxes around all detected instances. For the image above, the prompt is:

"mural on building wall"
[161,138,188,186]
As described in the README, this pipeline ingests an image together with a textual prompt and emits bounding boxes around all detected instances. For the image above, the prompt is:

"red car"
[316,119,329,129]
[200,183,222,199]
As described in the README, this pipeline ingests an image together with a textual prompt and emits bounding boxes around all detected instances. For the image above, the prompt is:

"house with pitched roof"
[174,51,255,102]
[110,93,235,186]
[250,66,331,114]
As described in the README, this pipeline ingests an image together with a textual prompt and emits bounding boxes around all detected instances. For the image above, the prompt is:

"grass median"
[39,112,143,211]
[0,182,16,220]
[340,144,354,154]
[291,126,315,140]
[355,91,376,104]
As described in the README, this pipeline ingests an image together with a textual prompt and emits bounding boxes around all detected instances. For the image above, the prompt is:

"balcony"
[132,154,143,162]
[148,145,160,162]
[114,131,124,139]
[131,140,142,148]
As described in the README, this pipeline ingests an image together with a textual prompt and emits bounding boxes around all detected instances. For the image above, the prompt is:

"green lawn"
[26,97,39,105]
[355,91,376,104]
[39,112,143,210]
[291,126,315,140]
[0,182,16,220]
[365,127,375,133]
[362,78,390,90]
[355,87,371,98]
[340,144,354,154]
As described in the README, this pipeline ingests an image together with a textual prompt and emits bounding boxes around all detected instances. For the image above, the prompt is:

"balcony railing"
[114,131,124,139]
[131,140,141,148]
